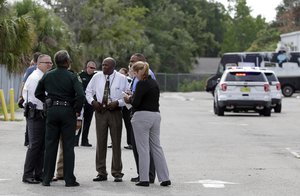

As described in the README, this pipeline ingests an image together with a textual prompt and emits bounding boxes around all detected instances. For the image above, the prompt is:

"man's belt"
[52,100,71,107]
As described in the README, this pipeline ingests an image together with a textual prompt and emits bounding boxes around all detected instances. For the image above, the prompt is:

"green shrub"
[179,78,208,92]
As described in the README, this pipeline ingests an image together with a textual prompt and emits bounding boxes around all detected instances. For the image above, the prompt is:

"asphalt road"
[1,92,300,196]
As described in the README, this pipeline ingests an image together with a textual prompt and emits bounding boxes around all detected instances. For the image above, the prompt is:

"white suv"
[214,68,272,116]
[261,70,282,113]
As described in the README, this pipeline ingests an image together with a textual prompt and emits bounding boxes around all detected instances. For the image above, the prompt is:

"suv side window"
[225,72,266,82]
[264,73,278,82]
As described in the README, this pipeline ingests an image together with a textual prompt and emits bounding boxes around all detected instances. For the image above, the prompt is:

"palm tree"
[0,0,35,73]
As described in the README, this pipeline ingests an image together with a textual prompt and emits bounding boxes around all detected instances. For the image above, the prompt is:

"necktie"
[130,77,134,90]
[103,75,110,107]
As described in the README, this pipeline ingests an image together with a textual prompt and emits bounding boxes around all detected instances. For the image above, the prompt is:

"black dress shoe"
[160,180,171,186]
[150,179,155,183]
[42,181,50,186]
[124,145,133,150]
[81,143,92,147]
[22,178,40,184]
[114,177,122,182]
[93,175,107,181]
[65,181,80,187]
[34,177,43,182]
[130,176,139,182]
[136,181,149,187]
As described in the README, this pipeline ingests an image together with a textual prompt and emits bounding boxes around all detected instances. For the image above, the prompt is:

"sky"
[215,0,283,22]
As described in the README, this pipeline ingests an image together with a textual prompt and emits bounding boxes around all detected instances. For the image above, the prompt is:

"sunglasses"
[88,67,96,69]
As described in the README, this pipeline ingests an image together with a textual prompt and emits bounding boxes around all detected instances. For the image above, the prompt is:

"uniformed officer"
[22,54,53,184]
[74,60,96,147]
[35,50,85,187]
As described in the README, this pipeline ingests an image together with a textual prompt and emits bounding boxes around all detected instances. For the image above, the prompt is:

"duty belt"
[52,100,71,107]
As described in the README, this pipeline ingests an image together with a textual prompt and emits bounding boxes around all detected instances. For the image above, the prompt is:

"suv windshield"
[225,72,266,82]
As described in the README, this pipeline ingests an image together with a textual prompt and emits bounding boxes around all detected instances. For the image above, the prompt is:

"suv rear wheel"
[214,102,224,116]
[263,107,271,116]
[282,85,294,97]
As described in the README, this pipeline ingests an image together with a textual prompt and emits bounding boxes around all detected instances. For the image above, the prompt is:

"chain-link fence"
[0,66,22,102]
[0,66,212,103]
[155,73,211,92]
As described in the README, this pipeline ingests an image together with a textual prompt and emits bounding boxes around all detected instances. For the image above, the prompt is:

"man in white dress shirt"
[22,54,53,184]
[85,57,129,182]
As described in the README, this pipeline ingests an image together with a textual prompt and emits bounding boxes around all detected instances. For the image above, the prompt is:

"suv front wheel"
[274,103,282,113]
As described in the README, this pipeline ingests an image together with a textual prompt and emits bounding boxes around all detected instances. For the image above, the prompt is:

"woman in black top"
[124,61,171,187]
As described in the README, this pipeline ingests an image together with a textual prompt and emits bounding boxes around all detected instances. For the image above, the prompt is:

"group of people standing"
[21,50,171,187]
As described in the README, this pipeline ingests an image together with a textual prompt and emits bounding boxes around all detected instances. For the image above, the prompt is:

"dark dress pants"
[43,106,77,185]
[23,113,45,179]
[75,103,94,144]
[122,107,132,146]
[95,110,123,178]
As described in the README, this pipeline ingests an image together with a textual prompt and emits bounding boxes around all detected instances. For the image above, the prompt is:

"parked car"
[261,70,282,113]
[214,68,272,116]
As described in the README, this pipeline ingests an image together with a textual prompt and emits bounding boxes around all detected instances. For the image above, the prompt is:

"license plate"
[240,87,250,92]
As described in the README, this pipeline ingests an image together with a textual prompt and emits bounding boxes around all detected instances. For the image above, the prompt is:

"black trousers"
[24,121,29,145]
[75,103,94,144]
[122,107,132,146]
[130,110,156,181]
[23,111,45,179]
[43,106,77,185]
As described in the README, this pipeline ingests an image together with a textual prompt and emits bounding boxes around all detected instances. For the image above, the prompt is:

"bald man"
[86,57,129,182]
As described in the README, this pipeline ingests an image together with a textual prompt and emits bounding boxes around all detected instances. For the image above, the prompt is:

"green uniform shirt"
[35,67,85,113]
[79,71,95,91]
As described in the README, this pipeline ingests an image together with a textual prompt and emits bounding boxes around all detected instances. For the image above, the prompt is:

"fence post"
[164,73,167,92]
[0,89,9,121]
[177,73,180,92]
[10,88,15,121]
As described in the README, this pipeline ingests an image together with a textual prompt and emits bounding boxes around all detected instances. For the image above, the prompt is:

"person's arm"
[76,108,84,130]
[149,69,156,80]
[18,82,25,108]
[73,75,85,115]
[108,75,129,110]
[85,75,96,105]
[85,74,105,112]
[34,75,46,103]
[131,81,147,108]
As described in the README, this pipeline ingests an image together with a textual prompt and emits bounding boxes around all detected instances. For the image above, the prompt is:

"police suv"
[261,69,282,113]
[213,67,272,116]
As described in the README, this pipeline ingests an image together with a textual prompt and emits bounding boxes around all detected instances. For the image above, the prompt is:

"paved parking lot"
[1,92,300,196]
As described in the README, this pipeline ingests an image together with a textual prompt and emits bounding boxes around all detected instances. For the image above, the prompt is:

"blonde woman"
[124,61,171,187]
